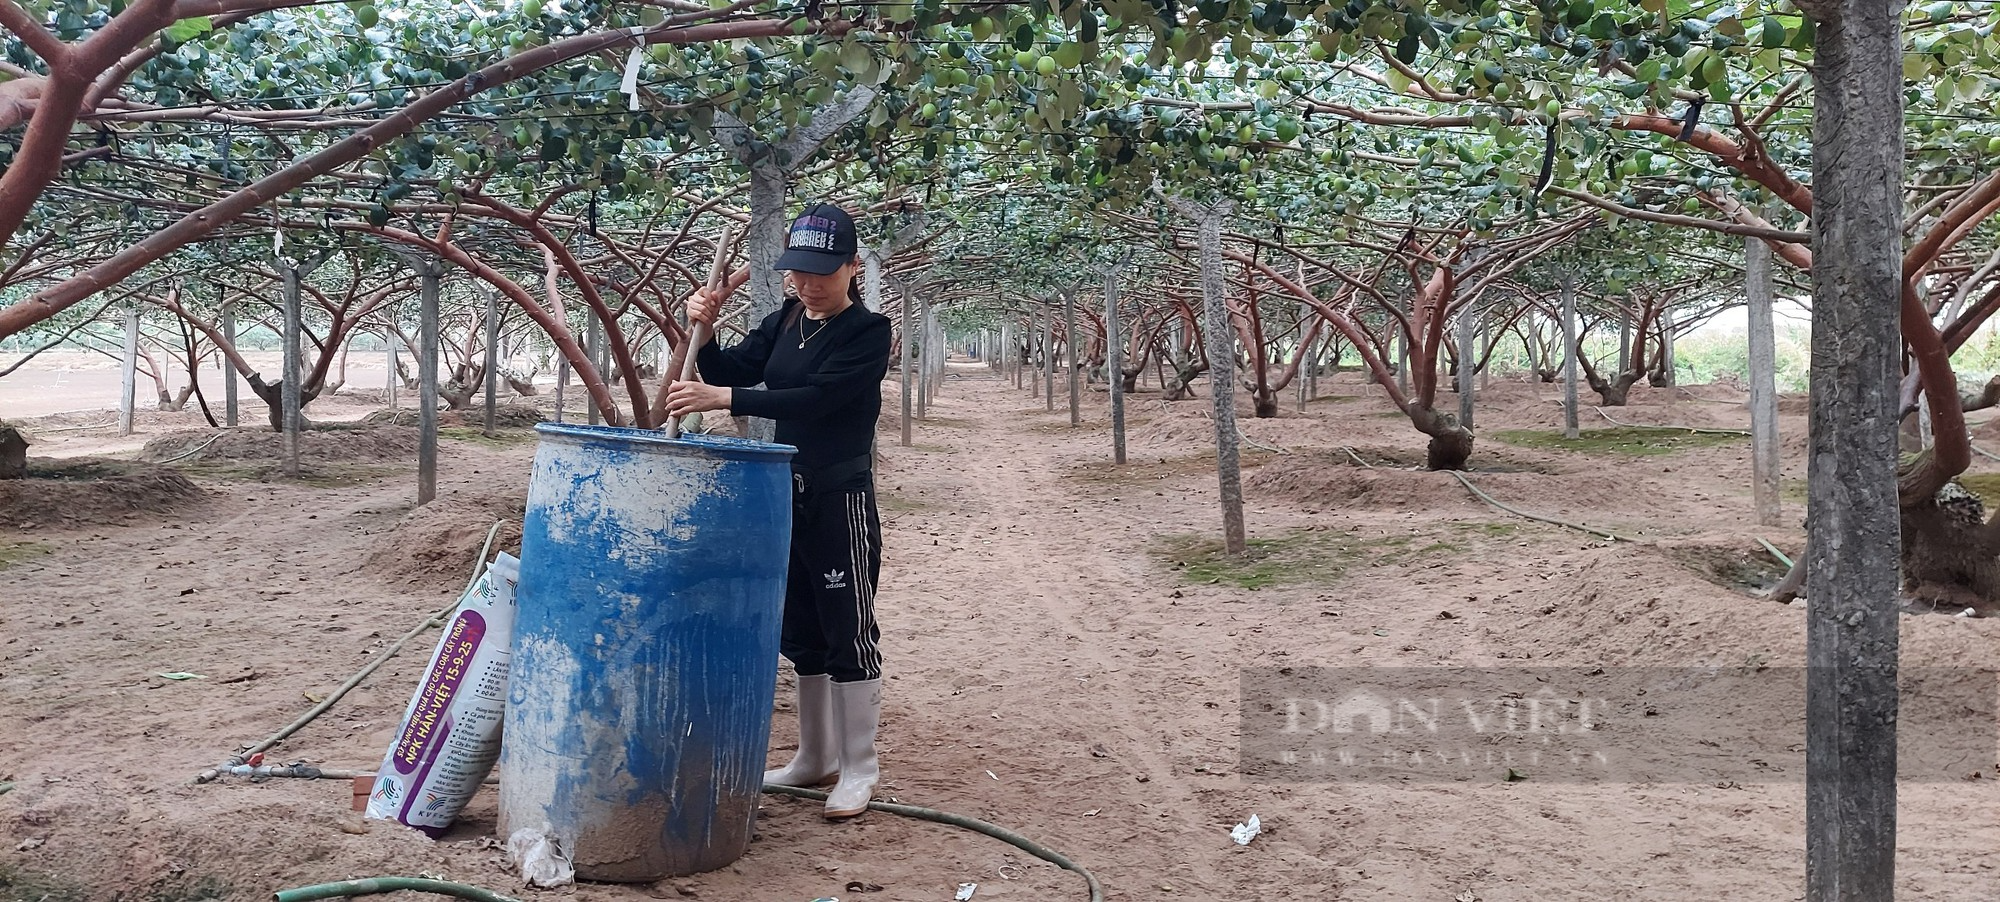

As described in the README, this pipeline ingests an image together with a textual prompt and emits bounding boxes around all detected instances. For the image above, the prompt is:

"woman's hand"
[666,380,731,417]
[685,288,722,327]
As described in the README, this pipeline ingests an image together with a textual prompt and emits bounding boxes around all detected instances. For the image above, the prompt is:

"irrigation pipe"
[762,784,1105,902]
[155,431,228,464]
[1973,442,2000,463]
[35,419,119,434]
[1448,471,1630,543]
[1757,537,1794,569]
[273,877,518,902]
[199,522,505,781]
[1339,446,1375,469]
[1238,428,1287,455]
[1590,407,1750,436]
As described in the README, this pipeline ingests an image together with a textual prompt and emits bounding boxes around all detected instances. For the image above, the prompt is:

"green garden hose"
[272,877,518,902]
[762,783,1107,902]
[274,787,1105,902]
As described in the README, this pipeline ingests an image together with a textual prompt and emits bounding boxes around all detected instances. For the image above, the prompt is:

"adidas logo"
[823,569,847,589]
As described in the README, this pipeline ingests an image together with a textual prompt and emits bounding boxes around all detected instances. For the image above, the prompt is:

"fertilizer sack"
[364,552,520,836]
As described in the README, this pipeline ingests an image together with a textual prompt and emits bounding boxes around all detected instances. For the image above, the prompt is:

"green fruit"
[1275,118,1301,142]
[1238,158,1253,174]
[1492,82,1512,102]
[1053,41,1084,68]
[1015,50,1035,69]
[1036,55,1058,76]
[1237,123,1255,143]
[1986,136,2000,154]
[920,102,938,118]
[1543,97,1562,119]
[523,0,542,17]
[355,3,378,28]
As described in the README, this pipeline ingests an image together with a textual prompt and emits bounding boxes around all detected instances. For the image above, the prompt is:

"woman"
[666,203,894,819]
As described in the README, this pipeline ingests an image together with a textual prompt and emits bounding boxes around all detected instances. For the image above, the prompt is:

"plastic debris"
[506,824,576,889]
[1230,814,1261,846]
[1957,607,1978,618]
[955,883,978,900]
[157,672,205,680]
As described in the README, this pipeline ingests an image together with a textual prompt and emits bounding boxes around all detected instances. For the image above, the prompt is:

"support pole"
[1562,275,1580,440]
[483,290,500,437]
[1804,3,1903,897]
[418,259,441,506]
[1747,230,1782,527]
[1044,304,1055,412]
[1457,308,1477,433]
[916,299,928,421]
[585,311,602,426]
[384,327,397,412]
[119,303,139,435]
[1066,289,1080,426]
[281,264,302,476]
[899,284,914,447]
[222,301,239,427]
[1106,266,1128,465]
[1296,303,1309,413]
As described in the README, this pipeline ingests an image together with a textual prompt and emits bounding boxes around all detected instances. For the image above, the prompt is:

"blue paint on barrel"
[499,424,795,881]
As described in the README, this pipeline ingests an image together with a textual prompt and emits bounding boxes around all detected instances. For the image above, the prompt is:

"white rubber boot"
[823,678,881,818]
[764,674,837,788]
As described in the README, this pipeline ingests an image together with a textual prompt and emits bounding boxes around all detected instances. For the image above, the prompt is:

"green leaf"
[165,16,212,42]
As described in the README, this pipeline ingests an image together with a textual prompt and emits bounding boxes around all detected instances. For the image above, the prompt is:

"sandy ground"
[2,359,1998,902]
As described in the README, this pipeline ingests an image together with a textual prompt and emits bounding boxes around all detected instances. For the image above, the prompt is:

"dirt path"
[3,364,1998,901]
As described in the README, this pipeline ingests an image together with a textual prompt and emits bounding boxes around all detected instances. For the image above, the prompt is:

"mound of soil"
[365,493,526,588]
[358,405,545,428]
[0,457,204,529]
[1244,455,1481,511]
[139,425,420,465]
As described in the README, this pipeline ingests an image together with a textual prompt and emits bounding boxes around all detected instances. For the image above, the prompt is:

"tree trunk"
[1898,483,2000,611]
[1411,406,1474,471]
[0,426,28,480]
[1252,389,1279,418]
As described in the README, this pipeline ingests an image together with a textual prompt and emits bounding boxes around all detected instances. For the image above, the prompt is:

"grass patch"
[1152,529,1419,589]
[440,426,538,448]
[0,541,49,571]
[1955,472,2000,503]
[0,865,89,902]
[1492,426,1746,456]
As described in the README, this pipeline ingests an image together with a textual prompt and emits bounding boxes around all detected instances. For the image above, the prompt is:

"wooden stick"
[654,226,736,435]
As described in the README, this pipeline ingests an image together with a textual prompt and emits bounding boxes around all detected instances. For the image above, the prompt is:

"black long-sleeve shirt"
[696,297,892,472]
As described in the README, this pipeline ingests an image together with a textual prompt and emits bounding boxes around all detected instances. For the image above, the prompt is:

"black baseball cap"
[776,203,858,275]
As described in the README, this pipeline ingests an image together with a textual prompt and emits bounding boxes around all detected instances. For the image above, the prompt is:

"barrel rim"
[531,423,798,460]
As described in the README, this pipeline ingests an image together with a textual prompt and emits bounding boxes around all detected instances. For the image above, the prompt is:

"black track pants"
[780,486,883,683]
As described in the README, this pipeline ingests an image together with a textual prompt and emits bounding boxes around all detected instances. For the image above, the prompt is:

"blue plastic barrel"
[498,424,795,881]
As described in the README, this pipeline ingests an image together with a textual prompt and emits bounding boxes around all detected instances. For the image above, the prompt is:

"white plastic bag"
[364,553,520,836]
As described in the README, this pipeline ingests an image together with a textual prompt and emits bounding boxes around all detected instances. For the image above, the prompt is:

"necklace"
[799,308,842,348]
